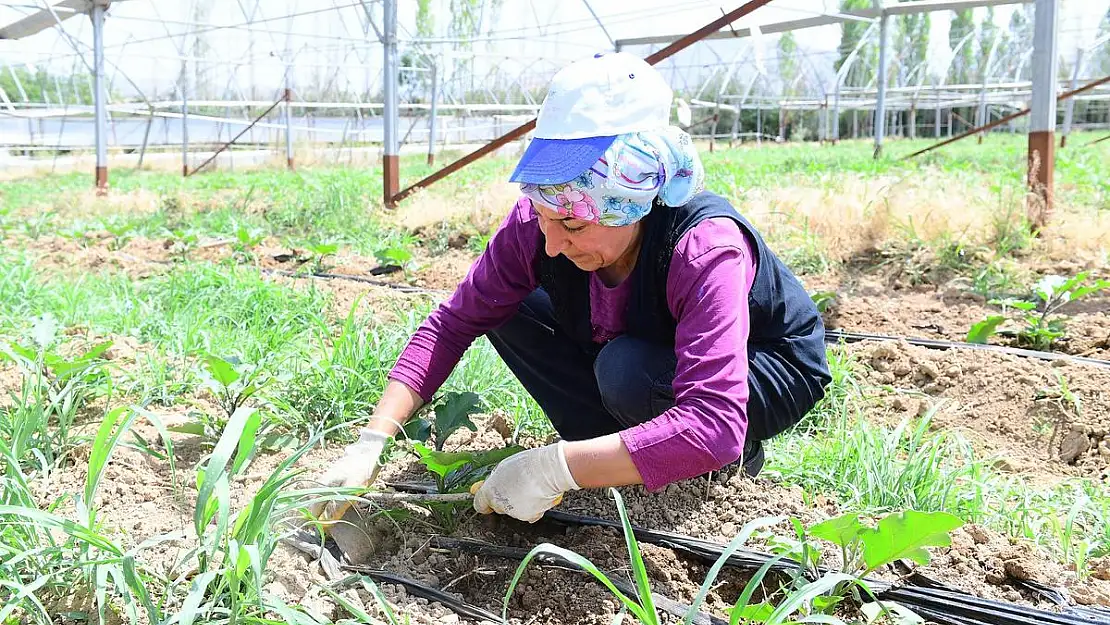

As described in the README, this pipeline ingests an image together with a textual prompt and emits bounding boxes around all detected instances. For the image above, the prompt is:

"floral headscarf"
[520,126,704,227]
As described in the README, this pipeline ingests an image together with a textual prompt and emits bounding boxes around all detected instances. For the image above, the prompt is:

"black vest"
[536,191,830,433]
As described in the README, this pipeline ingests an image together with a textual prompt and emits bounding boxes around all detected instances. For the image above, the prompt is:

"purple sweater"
[390,197,756,491]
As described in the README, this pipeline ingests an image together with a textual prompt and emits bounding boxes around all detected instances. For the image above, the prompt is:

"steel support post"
[91,1,108,193]
[935,85,942,138]
[182,87,189,177]
[383,0,400,207]
[1060,47,1082,148]
[1028,0,1059,230]
[873,6,890,159]
[427,60,439,165]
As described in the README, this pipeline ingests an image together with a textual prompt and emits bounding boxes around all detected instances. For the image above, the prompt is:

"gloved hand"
[310,428,390,523]
[472,441,580,523]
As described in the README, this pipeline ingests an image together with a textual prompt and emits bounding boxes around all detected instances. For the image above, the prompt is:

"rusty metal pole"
[1028,0,1059,231]
[383,0,400,206]
[91,1,108,193]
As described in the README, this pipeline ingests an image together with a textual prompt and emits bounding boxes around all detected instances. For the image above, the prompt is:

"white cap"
[535,51,674,139]
[509,52,674,184]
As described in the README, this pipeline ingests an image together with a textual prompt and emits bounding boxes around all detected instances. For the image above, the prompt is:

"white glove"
[472,441,580,523]
[310,429,390,521]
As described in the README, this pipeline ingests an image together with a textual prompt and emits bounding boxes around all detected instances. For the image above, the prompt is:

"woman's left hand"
[472,441,580,522]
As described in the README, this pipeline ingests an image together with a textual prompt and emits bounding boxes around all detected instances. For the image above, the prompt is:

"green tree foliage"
[836,0,875,87]
[779,31,800,95]
[895,1,930,85]
[1004,7,1034,80]
[0,66,94,105]
[949,9,976,84]
[977,7,1001,81]
[416,0,435,38]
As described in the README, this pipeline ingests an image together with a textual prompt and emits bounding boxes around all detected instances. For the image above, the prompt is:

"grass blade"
[194,406,257,537]
[765,573,863,625]
[503,543,649,624]
[684,516,783,625]
[729,554,788,625]
[175,570,219,625]
[611,488,659,625]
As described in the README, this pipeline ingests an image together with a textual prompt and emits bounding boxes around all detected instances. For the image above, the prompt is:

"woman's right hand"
[309,428,391,522]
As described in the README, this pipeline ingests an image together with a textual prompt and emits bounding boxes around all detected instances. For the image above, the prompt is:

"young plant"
[306,242,338,274]
[968,272,1110,350]
[178,354,281,441]
[809,510,963,578]
[402,391,523,530]
[374,245,416,280]
[101,218,136,251]
[233,225,265,262]
[165,228,199,262]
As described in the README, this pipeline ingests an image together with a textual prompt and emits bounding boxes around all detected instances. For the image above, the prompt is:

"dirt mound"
[849,340,1110,480]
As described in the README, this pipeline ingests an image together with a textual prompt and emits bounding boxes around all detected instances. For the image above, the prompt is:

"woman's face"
[533,203,640,272]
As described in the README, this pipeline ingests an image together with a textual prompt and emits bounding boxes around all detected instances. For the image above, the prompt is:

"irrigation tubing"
[824,329,1110,370]
[430,536,728,625]
[281,528,502,623]
[377,483,1106,625]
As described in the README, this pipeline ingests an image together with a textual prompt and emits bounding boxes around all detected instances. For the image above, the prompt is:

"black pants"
[486,289,809,475]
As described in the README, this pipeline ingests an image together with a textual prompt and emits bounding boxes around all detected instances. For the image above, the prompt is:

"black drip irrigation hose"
[538,509,1108,625]
[339,565,503,623]
[824,329,1110,370]
[258,267,451,295]
[281,528,502,623]
[431,536,728,625]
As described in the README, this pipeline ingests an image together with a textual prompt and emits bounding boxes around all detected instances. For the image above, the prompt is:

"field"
[1,133,1110,625]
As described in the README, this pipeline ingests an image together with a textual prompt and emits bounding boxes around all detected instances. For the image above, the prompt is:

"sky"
[0,0,1109,102]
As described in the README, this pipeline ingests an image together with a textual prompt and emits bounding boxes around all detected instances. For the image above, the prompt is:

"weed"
[305,242,339,274]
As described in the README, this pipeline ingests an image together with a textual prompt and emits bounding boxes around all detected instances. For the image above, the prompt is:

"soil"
[27,405,1110,625]
[844,339,1110,481]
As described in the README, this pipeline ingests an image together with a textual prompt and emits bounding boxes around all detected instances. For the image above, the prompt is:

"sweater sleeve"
[618,217,757,491]
[388,198,541,402]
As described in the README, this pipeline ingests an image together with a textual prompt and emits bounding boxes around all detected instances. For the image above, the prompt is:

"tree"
[778,31,800,140]
[949,9,976,85]
[895,2,930,85]
[1003,6,1035,80]
[0,66,95,104]
[836,0,875,87]
[977,7,1001,81]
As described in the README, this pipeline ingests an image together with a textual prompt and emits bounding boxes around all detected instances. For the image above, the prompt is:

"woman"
[315,52,831,524]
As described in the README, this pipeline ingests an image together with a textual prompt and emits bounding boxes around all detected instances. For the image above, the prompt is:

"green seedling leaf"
[230,407,262,475]
[375,246,413,265]
[859,510,963,572]
[504,542,653,625]
[684,516,783,624]
[966,315,1005,344]
[728,555,787,625]
[809,291,837,313]
[310,243,339,255]
[861,601,925,625]
[1008,300,1038,312]
[612,488,659,625]
[730,601,774,625]
[168,421,208,436]
[765,573,863,625]
[809,513,865,549]
[203,354,241,387]
[432,391,481,449]
[401,416,432,444]
[176,570,219,625]
[414,442,473,479]
[193,406,257,537]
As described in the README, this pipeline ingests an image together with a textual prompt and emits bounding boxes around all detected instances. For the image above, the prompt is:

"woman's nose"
[544,229,567,258]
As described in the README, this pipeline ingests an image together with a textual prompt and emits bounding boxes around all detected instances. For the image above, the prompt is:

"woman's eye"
[562,223,585,233]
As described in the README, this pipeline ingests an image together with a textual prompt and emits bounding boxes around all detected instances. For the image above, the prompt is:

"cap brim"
[508,135,617,185]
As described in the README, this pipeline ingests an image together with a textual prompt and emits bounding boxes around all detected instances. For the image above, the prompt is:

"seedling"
[165,228,199,262]
[233,225,265,262]
[306,242,338,274]
[374,245,416,280]
[177,354,284,443]
[101,218,136,251]
[809,290,837,314]
[968,273,1110,350]
[400,391,523,530]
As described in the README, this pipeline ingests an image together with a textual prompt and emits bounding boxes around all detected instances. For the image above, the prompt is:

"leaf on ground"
[860,510,963,571]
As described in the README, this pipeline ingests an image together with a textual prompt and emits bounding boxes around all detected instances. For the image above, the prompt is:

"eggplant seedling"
[968,272,1110,350]
[401,391,523,530]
